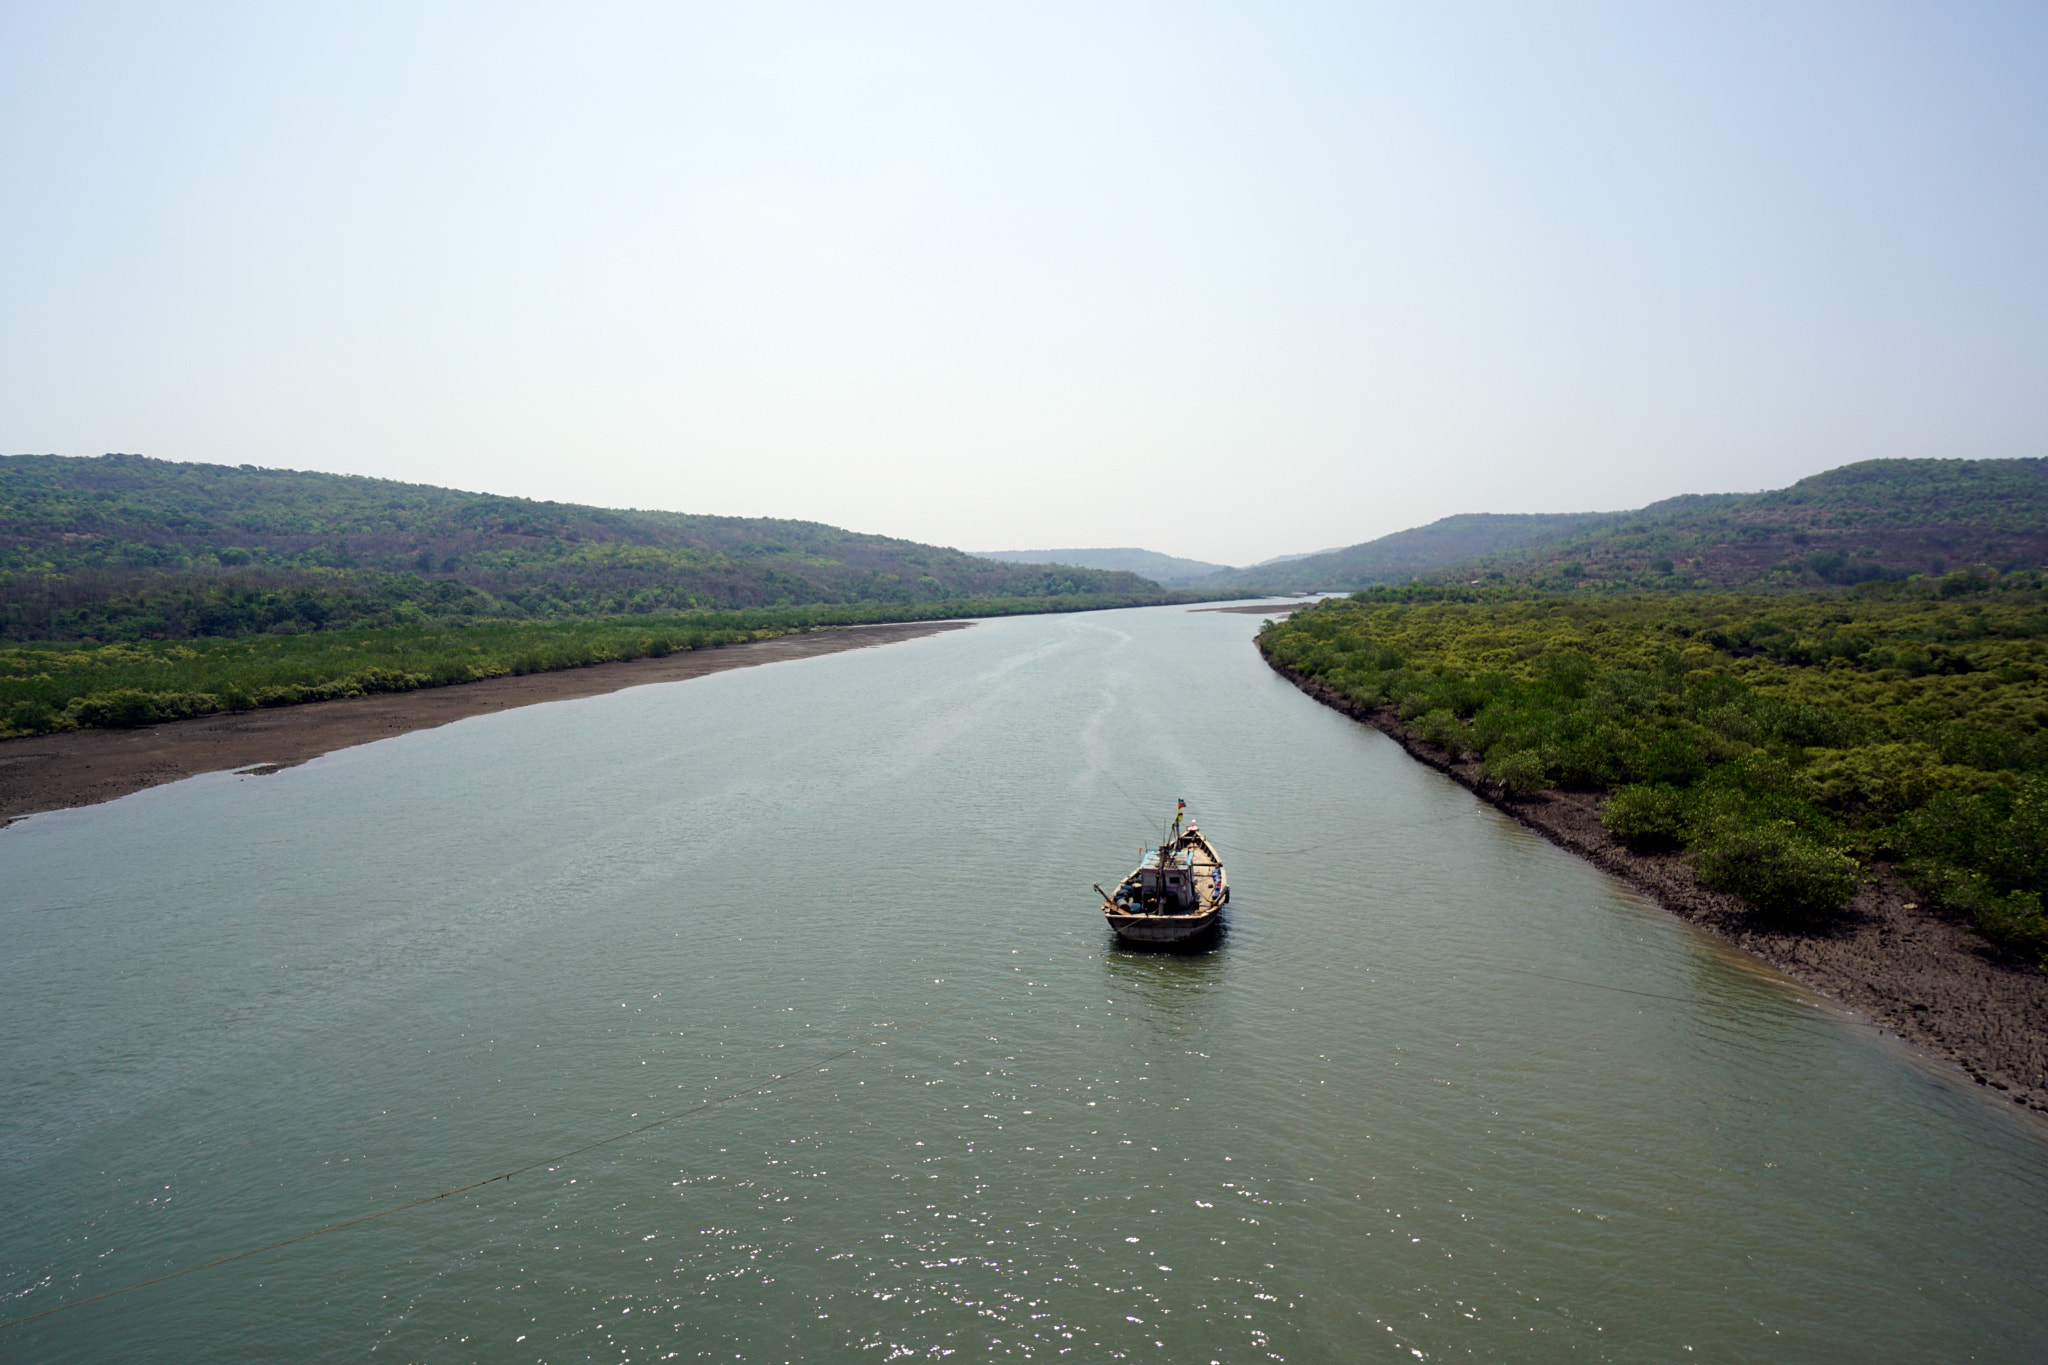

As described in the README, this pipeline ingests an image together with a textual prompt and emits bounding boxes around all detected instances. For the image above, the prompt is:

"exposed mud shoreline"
[1195,600,1322,614]
[1264,655,2048,1116]
[0,621,968,826]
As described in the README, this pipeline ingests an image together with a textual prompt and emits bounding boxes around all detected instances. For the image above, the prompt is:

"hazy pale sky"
[4,2,2044,564]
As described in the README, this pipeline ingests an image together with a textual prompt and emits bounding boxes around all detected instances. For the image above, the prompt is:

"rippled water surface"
[4,605,2046,1362]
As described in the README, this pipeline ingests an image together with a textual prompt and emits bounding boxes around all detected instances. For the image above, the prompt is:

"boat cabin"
[1101,820,1227,943]
[1133,848,1198,909]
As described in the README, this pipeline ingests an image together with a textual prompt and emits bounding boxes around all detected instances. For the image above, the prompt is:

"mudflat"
[1195,601,1319,614]
[0,620,969,825]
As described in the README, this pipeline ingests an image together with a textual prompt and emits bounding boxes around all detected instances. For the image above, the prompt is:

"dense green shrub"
[1413,708,1467,757]
[1601,784,1690,849]
[1630,727,1712,787]
[67,689,200,728]
[1796,743,1986,818]
[1483,749,1548,794]
[1690,822,1863,919]
[1545,721,1630,789]
[1896,780,2048,893]
[1896,780,2048,958]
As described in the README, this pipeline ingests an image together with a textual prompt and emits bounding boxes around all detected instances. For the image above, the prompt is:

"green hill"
[973,547,1233,585]
[1194,513,1623,593]
[1449,459,2048,591]
[0,454,1166,641]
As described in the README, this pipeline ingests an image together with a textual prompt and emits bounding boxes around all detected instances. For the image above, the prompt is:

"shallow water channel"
[4,603,2046,1362]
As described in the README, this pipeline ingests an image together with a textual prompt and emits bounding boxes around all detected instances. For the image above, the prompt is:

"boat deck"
[1185,841,1227,914]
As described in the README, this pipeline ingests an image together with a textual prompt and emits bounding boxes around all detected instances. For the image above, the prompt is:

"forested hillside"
[0,454,1164,640]
[1204,458,2048,596]
[1260,579,2048,963]
[1446,458,2048,590]
[1198,512,1622,593]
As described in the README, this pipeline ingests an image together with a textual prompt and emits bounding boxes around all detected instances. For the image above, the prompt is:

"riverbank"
[1266,657,2048,1116]
[1194,600,1321,614]
[0,620,968,825]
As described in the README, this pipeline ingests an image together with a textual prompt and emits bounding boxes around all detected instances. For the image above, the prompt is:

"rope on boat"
[0,945,1088,1334]
[1231,842,1339,856]
[1098,772,1161,829]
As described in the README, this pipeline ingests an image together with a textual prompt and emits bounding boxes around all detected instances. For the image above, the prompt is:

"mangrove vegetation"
[1258,576,2048,964]
[0,594,1178,741]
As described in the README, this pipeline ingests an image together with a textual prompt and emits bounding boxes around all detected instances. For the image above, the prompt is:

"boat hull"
[1104,909,1221,944]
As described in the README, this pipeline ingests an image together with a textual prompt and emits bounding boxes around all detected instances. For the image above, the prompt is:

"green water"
[3,604,2044,1362]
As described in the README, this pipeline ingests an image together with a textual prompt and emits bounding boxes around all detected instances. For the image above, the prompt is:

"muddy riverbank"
[1266,657,2048,1116]
[0,621,968,825]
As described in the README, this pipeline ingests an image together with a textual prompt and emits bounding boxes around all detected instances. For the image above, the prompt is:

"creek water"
[3,604,2045,1363]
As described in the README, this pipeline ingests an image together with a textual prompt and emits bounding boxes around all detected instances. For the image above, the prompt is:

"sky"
[4,2,2045,566]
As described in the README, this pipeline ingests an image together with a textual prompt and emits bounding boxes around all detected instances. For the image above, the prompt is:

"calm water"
[3,604,2045,1363]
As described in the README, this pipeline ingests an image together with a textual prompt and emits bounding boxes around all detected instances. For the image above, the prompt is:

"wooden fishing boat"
[1095,810,1229,945]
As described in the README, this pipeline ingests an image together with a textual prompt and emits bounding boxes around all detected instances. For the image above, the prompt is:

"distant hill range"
[0,454,1165,641]
[973,547,1233,586]
[1244,547,1346,568]
[1192,458,2048,594]
[1442,458,2048,591]
[1189,513,1622,593]
[10,453,2038,642]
